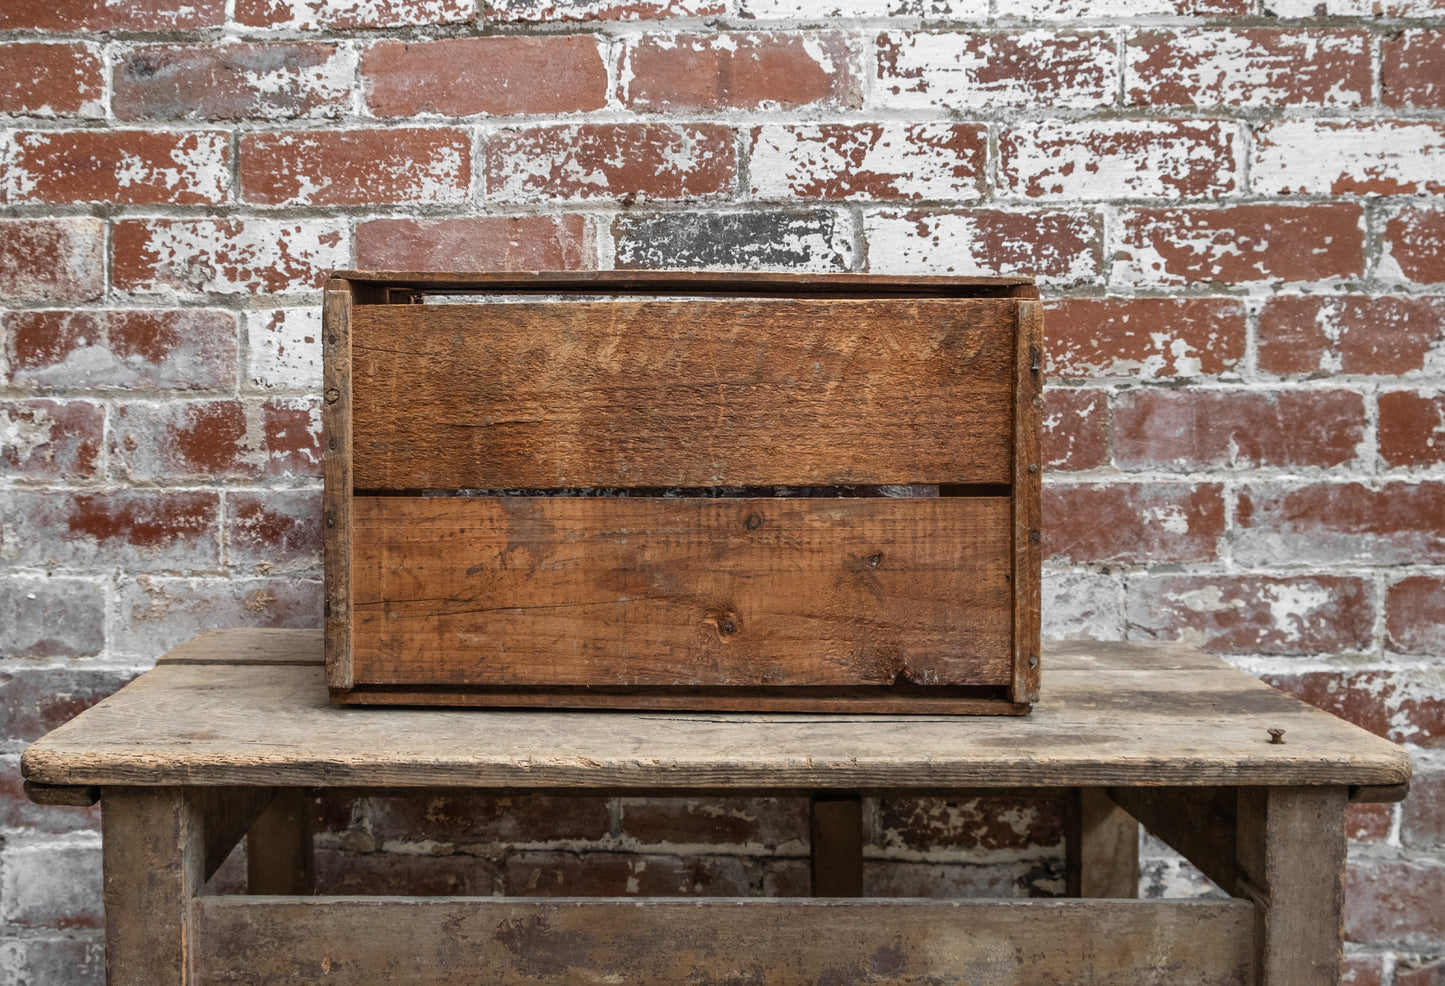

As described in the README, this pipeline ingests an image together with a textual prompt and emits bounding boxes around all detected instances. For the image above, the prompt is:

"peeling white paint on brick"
[1253,120,1445,196]
[865,211,1098,286]
[1042,570,1123,640]
[0,405,55,464]
[742,0,968,14]
[247,309,322,392]
[873,30,1113,110]
[751,124,982,201]
[240,45,357,120]
[248,0,473,29]
[1126,29,1368,107]
[119,219,349,296]
[1002,120,1236,200]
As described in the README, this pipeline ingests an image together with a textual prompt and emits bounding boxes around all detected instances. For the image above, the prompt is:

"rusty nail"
[325,388,340,404]
[865,553,882,568]
[1028,654,1038,669]
[718,617,738,636]
[745,514,762,531]
[326,515,335,528]
[1027,464,1039,474]
[328,334,337,345]
[324,601,332,618]
[1268,728,1285,745]
[328,438,337,451]
[1029,529,1041,544]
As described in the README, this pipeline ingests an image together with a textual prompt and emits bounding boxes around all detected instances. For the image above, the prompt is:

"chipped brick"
[2,130,229,206]
[1112,205,1364,287]
[1042,387,1108,471]
[247,308,321,391]
[114,43,353,121]
[262,397,322,477]
[1387,576,1445,655]
[1126,29,1369,107]
[874,31,1114,110]
[364,36,607,117]
[1047,297,1245,379]
[621,797,807,848]
[865,209,1100,286]
[1235,481,1445,566]
[314,850,497,896]
[1380,390,1445,468]
[1002,120,1237,199]
[998,0,1245,15]
[235,0,474,28]
[114,576,320,656]
[875,796,1064,851]
[490,0,725,20]
[0,844,102,930]
[1114,388,1366,470]
[1042,571,1123,641]
[504,851,753,897]
[488,124,735,204]
[1347,860,1445,944]
[1045,482,1224,564]
[228,491,321,575]
[1254,120,1445,196]
[614,210,853,271]
[619,33,858,112]
[865,858,1064,898]
[115,400,253,481]
[0,490,219,572]
[1401,763,1445,846]
[1,400,103,480]
[1385,208,1445,284]
[1346,803,1392,842]
[0,43,103,117]
[112,219,348,296]
[0,579,105,660]
[0,668,134,741]
[242,129,469,207]
[0,758,99,834]
[356,216,593,272]
[1126,574,1374,655]
[0,219,103,302]
[367,794,610,844]
[1266,669,1445,746]
[1258,295,1445,376]
[749,123,984,201]
[1384,30,1445,108]
[0,0,223,31]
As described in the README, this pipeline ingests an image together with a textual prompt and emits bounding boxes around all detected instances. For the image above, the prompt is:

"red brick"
[1045,482,1224,564]
[488,0,723,21]
[355,216,592,272]
[1385,30,1445,108]
[865,858,1063,898]
[1397,960,1445,986]
[114,399,319,481]
[1127,29,1369,107]
[0,43,102,117]
[1346,859,1445,942]
[1386,576,1445,654]
[615,210,853,271]
[621,797,807,848]
[366,794,610,844]
[242,129,470,206]
[1254,120,1445,196]
[749,123,984,201]
[874,31,1113,110]
[762,858,809,897]
[315,849,497,896]
[0,669,134,741]
[0,0,223,30]
[0,219,103,302]
[5,309,238,392]
[1042,388,1108,471]
[1114,205,1364,287]
[1386,208,1445,284]
[1343,954,1385,986]
[1126,574,1374,655]
[236,0,474,28]
[619,33,858,112]
[1002,120,1237,199]
[0,760,99,834]
[865,209,1101,286]
[1,491,220,571]
[0,578,105,660]
[1265,670,1445,747]
[115,576,319,655]
[875,796,1064,851]
[998,0,1246,15]
[488,124,735,204]
[1236,482,1445,565]
[1401,764,1445,847]
[504,851,754,897]
[1115,388,1366,470]
[2,130,229,206]
[1345,802,1392,842]
[1,400,103,480]
[1258,295,1445,376]
[112,219,347,296]
[114,43,352,121]
[228,490,321,575]
[364,36,606,118]
[1380,391,1445,468]
[1047,298,1245,380]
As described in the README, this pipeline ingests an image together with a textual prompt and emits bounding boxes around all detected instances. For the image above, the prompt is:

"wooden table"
[22,629,1410,986]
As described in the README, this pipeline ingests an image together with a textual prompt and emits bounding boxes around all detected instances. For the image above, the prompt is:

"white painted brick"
[0,841,102,929]
[1042,570,1124,641]
[1253,120,1445,196]
[248,308,323,392]
[1002,120,1238,200]
[873,31,1114,110]
[750,123,983,201]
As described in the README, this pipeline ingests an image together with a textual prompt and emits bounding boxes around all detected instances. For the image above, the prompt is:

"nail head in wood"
[1268,728,1286,745]
[325,388,340,404]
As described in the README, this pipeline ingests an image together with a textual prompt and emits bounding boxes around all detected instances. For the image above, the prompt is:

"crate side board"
[321,278,355,690]
[1012,299,1045,704]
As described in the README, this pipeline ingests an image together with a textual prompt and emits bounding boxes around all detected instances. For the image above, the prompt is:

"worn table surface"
[21,629,1410,792]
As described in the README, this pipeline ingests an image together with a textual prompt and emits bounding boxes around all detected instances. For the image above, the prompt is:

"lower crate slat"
[349,495,1013,692]
[191,896,1256,986]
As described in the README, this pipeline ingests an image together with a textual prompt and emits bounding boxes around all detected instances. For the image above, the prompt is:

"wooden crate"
[322,271,1043,713]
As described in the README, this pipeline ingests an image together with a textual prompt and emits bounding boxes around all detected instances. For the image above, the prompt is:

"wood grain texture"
[1109,786,1238,895]
[22,646,1412,791]
[1012,298,1044,703]
[22,780,97,806]
[334,270,1034,297]
[157,627,330,666]
[322,277,355,690]
[348,299,1016,490]
[1066,788,1138,899]
[247,788,315,895]
[191,897,1254,986]
[810,796,863,897]
[350,496,1013,690]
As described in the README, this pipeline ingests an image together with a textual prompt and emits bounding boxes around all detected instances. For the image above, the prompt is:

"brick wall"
[0,0,1442,981]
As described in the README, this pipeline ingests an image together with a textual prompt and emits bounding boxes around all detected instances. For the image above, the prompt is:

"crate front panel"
[348,297,1016,491]
[349,495,1014,689]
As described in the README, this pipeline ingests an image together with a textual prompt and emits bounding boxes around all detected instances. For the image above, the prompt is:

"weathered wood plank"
[333,270,1034,296]
[350,496,1013,690]
[349,299,1017,490]
[322,277,355,690]
[247,788,315,895]
[810,795,863,897]
[191,897,1255,986]
[102,788,204,986]
[1011,298,1043,703]
[1109,786,1237,894]
[195,787,275,882]
[1066,788,1138,898]
[23,661,1412,791]
[157,628,324,666]
[23,780,98,806]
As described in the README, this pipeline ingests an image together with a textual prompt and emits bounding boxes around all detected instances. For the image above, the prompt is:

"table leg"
[810,794,863,897]
[247,788,315,895]
[102,788,205,986]
[1236,786,1348,986]
[1066,787,1139,898]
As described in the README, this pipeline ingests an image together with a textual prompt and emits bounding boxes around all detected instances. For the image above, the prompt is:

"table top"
[21,629,1411,794]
